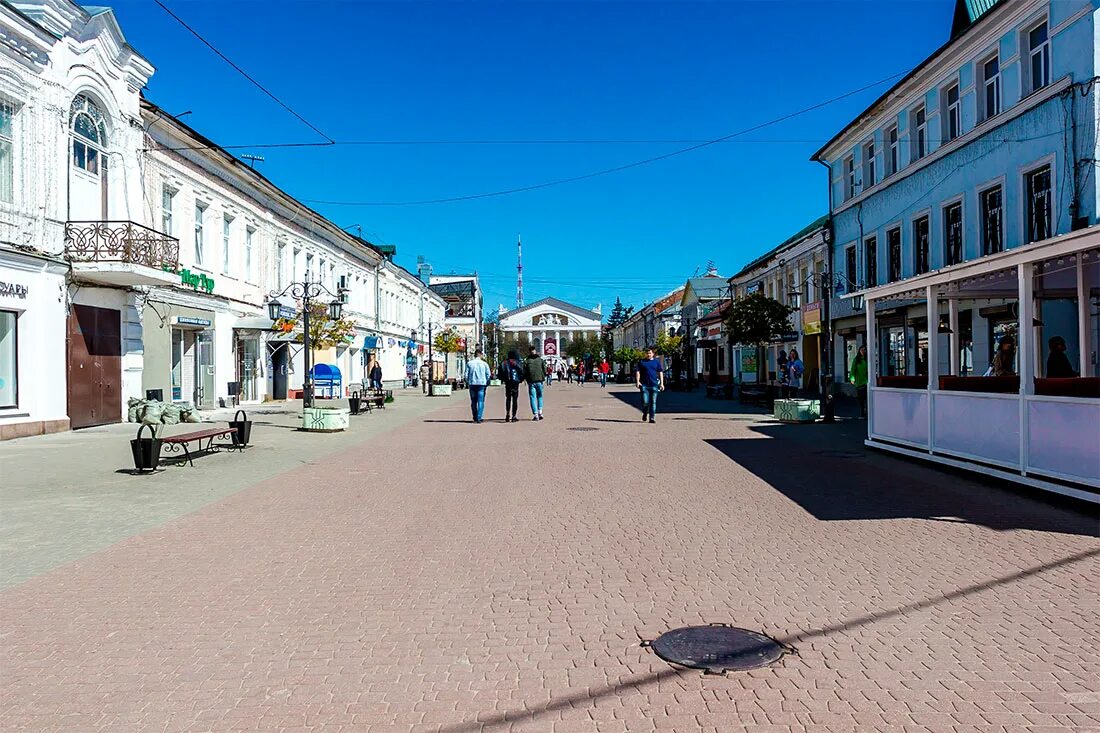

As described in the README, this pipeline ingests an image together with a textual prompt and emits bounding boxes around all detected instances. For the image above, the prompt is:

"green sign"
[175,268,215,293]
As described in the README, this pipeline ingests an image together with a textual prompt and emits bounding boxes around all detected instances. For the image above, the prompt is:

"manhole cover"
[815,450,865,459]
[567,427,598,431]
[646,625,787,673]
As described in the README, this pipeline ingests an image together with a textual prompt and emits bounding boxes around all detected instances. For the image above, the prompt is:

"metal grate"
[645,625,788,673]
[567,427,598,431]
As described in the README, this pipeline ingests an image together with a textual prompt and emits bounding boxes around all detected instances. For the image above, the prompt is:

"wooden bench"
[160,426,240,467]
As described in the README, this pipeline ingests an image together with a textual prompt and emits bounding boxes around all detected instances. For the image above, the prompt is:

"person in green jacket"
[523,346,547,420]
[850,345,869,417]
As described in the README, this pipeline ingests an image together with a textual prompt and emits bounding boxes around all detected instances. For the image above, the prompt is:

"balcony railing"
[64,221,180,271]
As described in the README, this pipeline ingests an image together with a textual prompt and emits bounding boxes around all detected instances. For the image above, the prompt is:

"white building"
[429,274,482,377]
[497,297,602,368]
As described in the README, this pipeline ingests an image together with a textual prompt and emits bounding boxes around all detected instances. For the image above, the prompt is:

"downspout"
[815,157,837,416]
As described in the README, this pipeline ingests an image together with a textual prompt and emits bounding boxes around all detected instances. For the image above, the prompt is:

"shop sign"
[802,301,822,335]
[163,265,216,293]
[742,352,757,374]
[706,325,722,337]
[544,337,558,356]
[770,331,799,343]
[746,282,763,295]
[0,281,28,299]
[176,316,211,327]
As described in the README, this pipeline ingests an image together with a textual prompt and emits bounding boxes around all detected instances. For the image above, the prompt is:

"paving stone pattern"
[1,385,1098,732]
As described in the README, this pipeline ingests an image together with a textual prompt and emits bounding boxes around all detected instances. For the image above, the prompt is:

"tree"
[614,346,644,367]
[432,328,463,380]
[606,297,634,329]
[654,330,682,358]
[274,301,357,353]
[565,333,605,363]
[724,292,796,381]
[500,332,531,361]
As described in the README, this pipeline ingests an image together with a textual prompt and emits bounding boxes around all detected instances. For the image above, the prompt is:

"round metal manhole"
[646,625,787,673]
[815,450,865,459]
[567,427,598,431]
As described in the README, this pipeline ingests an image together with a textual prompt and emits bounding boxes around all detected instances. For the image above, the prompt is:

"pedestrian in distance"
[787,349,804,399]
[777,350,789,397]
[577,362,586,385]
[545,361,554,386]
[497,349,524,422]
[850,345,869,417]
[598,358,610,388]
[369,358,383,392]
[524,346,547,420]
[566,364,574,384]
[465,348,492,423]
[1046,335,1078,378]
[635,347,664,423]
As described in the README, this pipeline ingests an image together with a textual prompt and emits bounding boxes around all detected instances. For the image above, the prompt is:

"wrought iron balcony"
[64,220,180,271]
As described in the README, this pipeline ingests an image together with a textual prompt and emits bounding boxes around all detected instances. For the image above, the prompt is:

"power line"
[152,0,335,144]
[297,70,914,207]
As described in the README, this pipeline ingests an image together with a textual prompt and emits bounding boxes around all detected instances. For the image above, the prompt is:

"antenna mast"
[516,234,524,307]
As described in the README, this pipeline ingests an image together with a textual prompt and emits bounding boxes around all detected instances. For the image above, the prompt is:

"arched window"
[70,94,108,175]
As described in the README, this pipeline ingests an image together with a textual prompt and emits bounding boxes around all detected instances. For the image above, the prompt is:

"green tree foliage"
[273,301,357,352]
[500,332,532,360]
[606,297,634,328]
[565,333,605,362]
[724,292,796,347]
[654,330,683,357]
[614,346,644,366]
[433,327,463,355]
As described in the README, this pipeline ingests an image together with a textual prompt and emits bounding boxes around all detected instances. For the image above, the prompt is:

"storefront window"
[171,329,184,401]
[0,310,16,407]
[882,326,907,376]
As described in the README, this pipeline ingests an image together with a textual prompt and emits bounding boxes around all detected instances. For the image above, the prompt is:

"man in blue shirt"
[465,348,492,423]
[634,347,664,423]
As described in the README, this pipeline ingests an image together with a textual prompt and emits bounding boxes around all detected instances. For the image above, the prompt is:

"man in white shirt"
[465,348,492,423]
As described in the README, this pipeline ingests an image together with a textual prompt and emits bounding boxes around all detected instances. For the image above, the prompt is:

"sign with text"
[175,316,211,327]
[0,281,28,299]
[543,337,558,356]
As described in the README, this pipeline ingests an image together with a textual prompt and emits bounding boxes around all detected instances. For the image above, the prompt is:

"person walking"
[497,349,524,422]
[850,345,869,417]
[566,364,574,384]
[524,345,547,420]
[988,335,1016,376]
[465,348,492,423]
[577,362,586,385]
[635,347,664,423]
[369,358,383,392]
[598,358,610,387]
[787,349,804,399]
[545,360,554,386]
[776,350,789,397]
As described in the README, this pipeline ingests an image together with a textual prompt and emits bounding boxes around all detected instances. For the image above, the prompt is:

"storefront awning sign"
[364,335,381,349]
[175,316,211,327]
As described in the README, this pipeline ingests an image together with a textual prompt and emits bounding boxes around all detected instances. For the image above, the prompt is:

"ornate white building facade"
[497,297,602,365]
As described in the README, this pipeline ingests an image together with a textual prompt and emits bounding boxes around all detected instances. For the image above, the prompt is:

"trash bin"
[348,391,362,415]
[130,423,161,473]
[229,409,252,446]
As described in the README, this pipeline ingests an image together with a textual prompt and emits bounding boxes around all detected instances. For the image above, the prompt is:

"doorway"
[67,304,121,429]
[270,343,288,400]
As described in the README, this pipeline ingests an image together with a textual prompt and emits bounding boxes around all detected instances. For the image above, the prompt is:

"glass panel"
[1026,166,1052,243]
[914,219,929,274]
[865,237,877,286]
[0,102,12,203]
[944,205,962,266]
[981,186,1003,255]
[888,228,902,282]
[0,310,15,407]
[73,113,100,144]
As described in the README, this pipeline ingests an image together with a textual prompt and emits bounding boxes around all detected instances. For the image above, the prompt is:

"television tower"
[516,234,524,308]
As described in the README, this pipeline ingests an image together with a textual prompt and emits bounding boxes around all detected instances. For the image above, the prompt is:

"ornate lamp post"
[414,320,444,396]
[267,273,346,409]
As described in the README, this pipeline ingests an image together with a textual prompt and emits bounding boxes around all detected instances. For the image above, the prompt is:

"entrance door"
[270,344,288,400]
[196,330,215,408]
[67,304,121,429]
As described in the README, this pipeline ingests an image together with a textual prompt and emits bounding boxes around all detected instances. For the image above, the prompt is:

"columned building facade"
[497,298,602,367]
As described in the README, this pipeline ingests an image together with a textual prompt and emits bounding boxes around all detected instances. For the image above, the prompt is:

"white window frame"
[843,155,856,201]
[160,185,175,235]
[862,139,876,190]
[0,98,17,205]
[911,105,927,161]
[194,202,207,266]
[943,83,961,142]
[276,242,286,288]
[977,177,1006,256]
[222,214,233,275]
[980,53,1001,122]
[1025,19,1051,95]
[886,124,899,177]
[864,234,879,288]
[244,226,255,282]
[1020,155,1056,245]
[939,195,964,267]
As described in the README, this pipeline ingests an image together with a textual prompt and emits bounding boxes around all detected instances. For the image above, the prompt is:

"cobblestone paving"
[2,385,1098,732]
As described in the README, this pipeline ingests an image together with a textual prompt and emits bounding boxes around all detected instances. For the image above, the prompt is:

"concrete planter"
[431,384,453,397]
[773,398,820,423]
[301,406,350,432]
[489,379,502,387]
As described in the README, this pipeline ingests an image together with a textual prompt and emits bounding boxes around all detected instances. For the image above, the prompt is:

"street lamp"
[268,272,347,409]
[416,320,443,396]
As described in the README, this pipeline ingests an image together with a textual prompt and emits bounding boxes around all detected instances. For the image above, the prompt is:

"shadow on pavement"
[608,388,769,416]
[705,423,1099,536]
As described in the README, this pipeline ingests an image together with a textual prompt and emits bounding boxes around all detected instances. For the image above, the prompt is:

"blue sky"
[112,0,954,314]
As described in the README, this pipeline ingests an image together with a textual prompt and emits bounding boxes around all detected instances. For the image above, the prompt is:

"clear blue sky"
[112,0,954,315]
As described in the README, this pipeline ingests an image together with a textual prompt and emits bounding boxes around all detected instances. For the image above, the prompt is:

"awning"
[234,317,277,330]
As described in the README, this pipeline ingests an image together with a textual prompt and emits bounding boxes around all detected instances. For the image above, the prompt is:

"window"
[887,227,902,282]
[844,156,856,201]
[865,236,878,287]
[0,310,15,407]
[306,253,314,282]
[943,204,963,266]
[276,242,286,287]
[1027,22,1050,93]
[194,203,206,265]
[863,140,876,189]
[1025,164,1052,243]
[70,95,107,175]
[914,217,930,274]
[845,246,857,288]
[911,106,927,160]
[160,186,175,235]
[981,55,1001,121]
[222,215,233,274]
[886,125,899,177]
[0,100,14,203]
[943,84,961,142]
[980,185,1003,255]
[245,227,255,281]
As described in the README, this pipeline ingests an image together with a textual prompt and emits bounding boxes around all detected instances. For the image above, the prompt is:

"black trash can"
[229,409,252,447]
[130,424,161,473]
[348,391,361,415]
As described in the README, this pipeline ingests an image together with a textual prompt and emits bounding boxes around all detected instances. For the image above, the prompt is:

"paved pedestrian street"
[1,385,1098,733]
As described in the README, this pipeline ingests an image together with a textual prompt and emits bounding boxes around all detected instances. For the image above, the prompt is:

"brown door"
[67,305,122,429]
